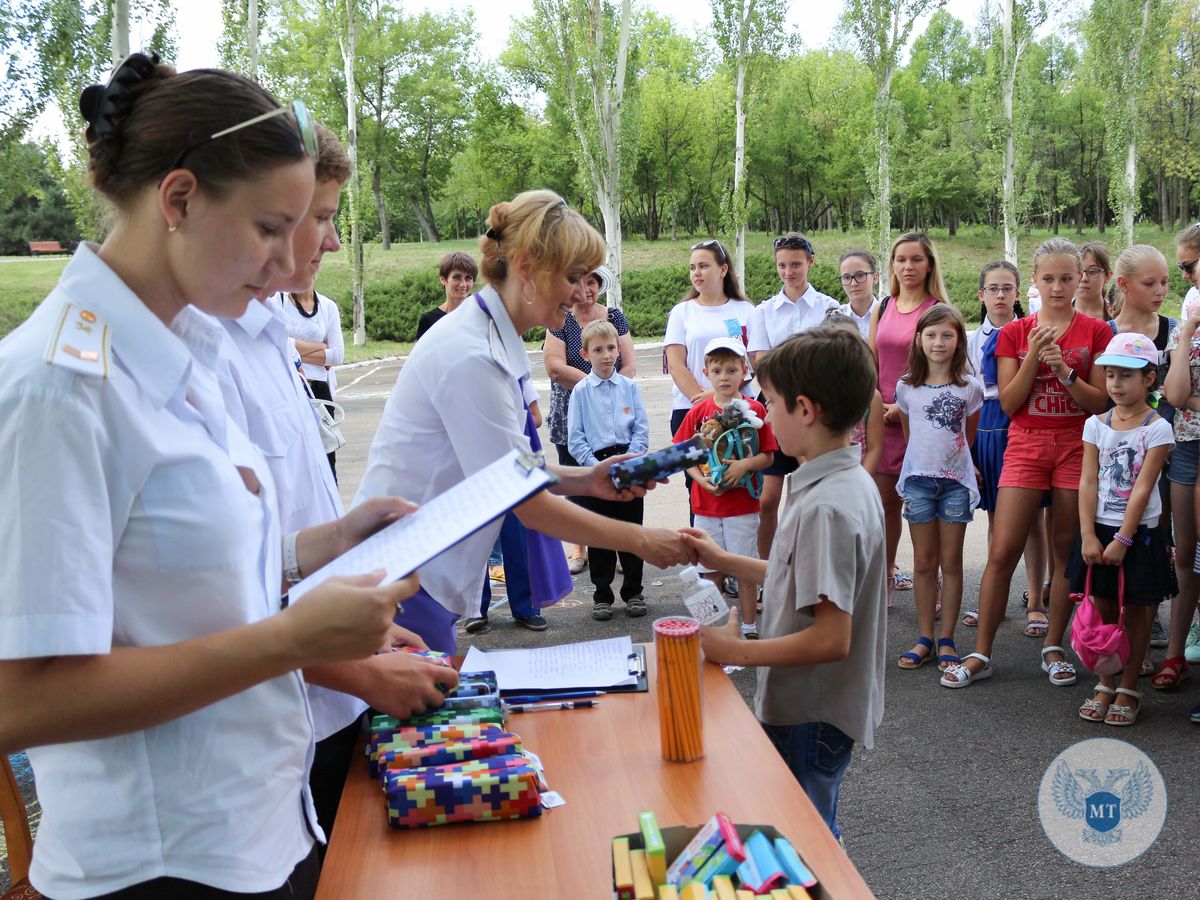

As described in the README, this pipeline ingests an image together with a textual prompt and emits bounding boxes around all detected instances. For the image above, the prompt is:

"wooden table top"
[316,644,874,899]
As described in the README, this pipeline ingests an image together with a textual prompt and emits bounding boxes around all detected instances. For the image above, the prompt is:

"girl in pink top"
[868,232,950,604]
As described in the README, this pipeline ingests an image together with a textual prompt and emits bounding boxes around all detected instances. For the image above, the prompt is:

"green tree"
[841,0,945,285]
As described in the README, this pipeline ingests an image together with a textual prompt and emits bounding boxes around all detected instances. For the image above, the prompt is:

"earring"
[521,280,538,306]
[168,225,177,233]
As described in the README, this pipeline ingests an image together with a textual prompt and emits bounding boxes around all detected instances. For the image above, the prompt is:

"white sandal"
[961,609,979,627]
[1105,688,1142,726]
[1079,684,1116,722]
[940,652,992,688]
[1041,646,1077,687]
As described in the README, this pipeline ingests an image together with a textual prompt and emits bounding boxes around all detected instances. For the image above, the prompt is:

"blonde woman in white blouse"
[280,287,345,477]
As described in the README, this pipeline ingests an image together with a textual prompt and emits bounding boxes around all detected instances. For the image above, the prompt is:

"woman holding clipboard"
[356,190,689,652]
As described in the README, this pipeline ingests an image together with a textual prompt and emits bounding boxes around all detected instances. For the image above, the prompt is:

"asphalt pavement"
[333,343,1200,898]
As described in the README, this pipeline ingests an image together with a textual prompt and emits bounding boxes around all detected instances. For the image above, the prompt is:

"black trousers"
[308,378,337,482]
[78,844,320,900]
[579,493,645,604]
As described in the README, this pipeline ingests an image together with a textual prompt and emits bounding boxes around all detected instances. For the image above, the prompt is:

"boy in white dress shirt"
[568,319,651,619]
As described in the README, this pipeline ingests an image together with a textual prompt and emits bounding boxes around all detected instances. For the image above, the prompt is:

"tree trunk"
[341,0,365,346]
[1120,0,1152,249]
[372,163,390,249]
[874,76,892,289]
[110,0,129,64]
[373,67,390,250]
[247,0,259,80]
[1001,0,1018,264]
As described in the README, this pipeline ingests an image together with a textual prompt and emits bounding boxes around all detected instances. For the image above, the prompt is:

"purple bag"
[1070,567,1129,676]
[520,403,574,610]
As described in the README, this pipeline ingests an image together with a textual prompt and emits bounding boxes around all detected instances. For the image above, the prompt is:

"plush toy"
[694,398,764,498]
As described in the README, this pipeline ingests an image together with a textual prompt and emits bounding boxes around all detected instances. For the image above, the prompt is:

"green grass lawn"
[2,224,1190,356]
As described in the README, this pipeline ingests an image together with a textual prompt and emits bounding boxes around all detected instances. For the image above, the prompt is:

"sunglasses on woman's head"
[692,239,728,263]
[773,235,814,255]
[166,99,319,172]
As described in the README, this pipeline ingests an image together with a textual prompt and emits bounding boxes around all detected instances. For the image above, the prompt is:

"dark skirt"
[972,397,1008,512]
[1066,521,1177,606]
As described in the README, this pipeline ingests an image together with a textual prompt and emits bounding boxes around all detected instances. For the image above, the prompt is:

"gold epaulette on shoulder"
[43,302,111,377]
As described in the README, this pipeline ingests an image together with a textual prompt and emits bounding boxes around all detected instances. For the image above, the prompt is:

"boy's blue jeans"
[761,721,855,840]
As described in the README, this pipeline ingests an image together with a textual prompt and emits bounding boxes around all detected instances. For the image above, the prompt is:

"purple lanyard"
[475,292,542,450]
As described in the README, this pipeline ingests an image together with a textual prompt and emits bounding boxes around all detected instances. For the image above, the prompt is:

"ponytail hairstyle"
[977,260,1025,322]
[686,239,747,301]
[80,53,309,206]
[1113,244,1169,312]
[479,190,605,298]
[903,303,970,388]
[888,232,950,303]
[1031,237,1081,275]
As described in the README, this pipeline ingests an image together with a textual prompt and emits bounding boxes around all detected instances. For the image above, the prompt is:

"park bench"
[29,240,67,255]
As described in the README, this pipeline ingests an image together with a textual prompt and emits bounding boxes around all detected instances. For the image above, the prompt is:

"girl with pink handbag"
[1067,331,1177,726]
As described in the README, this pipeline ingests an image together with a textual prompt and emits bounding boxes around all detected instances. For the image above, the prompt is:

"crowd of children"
[531,224,1200,839]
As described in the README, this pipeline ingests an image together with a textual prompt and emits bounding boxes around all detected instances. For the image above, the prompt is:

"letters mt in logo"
[1052,762,1153,845]
[1038,738,1166,867]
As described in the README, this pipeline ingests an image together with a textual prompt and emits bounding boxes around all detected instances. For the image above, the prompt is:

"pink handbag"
[1070,567,1130,676]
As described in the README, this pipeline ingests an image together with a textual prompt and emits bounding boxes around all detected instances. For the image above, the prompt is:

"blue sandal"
[898,636,934,670]
[937,638,960,672]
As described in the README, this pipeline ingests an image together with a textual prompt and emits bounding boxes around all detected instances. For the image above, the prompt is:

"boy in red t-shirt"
[674,337,777,637]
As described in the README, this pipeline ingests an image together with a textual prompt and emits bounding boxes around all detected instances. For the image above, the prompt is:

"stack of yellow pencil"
[654,616,704,762]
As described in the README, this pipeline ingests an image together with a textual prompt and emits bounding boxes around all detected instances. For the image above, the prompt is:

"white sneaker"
[1185,621,1200,664]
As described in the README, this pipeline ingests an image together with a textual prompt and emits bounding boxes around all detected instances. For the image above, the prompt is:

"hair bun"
[79,51,162,138]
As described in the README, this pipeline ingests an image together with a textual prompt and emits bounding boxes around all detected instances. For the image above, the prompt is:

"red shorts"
[997,425,1084,492]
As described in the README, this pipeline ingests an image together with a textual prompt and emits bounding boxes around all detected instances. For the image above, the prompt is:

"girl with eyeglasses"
[867,233,949,608]
[747,233,839,561]
[0,56,413,898]
[1179,223,1200,318]
[962,262,1050,632]
[1161,224,1200,717]
[1075,242,1112,321]
[664,240,755,511]
[837,249,880,339]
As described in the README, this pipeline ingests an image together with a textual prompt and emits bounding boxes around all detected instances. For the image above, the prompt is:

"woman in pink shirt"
[868,232,950,605]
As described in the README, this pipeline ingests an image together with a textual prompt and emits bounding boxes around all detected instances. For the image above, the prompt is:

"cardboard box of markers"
[366,651,546,829]
[613,810,828,899]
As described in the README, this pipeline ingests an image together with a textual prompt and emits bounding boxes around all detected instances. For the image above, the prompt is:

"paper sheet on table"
[461,637,639,692]
[288,450,554,603]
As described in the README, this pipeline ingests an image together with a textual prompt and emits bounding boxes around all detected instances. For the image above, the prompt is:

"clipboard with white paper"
[287,449,556,603]
[461,637,649,693]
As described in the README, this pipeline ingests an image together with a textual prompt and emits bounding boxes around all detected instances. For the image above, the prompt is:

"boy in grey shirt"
[682,325,887,841]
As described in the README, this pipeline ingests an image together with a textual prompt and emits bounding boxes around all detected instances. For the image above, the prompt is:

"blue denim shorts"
[901,475,973,525]
[1168,439,1198,486]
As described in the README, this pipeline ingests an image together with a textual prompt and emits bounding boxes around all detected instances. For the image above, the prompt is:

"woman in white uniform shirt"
[0,56,412,899]
[356,190,689,651]
[746,233,839,561]
[279,273,344,479]
[221,124,454,846]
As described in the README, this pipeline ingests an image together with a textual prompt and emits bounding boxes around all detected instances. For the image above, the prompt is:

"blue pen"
[502,690,606,704]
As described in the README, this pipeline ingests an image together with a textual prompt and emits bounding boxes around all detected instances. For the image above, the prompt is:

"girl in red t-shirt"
[942,238,1111,689]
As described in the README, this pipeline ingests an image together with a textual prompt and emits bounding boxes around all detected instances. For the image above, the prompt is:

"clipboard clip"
[626,652,646,678]
[515,451,560,484]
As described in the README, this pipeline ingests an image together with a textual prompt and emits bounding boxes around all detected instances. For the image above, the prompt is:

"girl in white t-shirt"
[1068,332,1176,726]
[895,304,982,673]
[664,240,755,504]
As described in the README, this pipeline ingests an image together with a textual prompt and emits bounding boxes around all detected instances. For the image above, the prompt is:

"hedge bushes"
[359,253,989,343]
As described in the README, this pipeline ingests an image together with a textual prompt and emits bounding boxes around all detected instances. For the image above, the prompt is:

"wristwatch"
[1058,368,1078,387]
